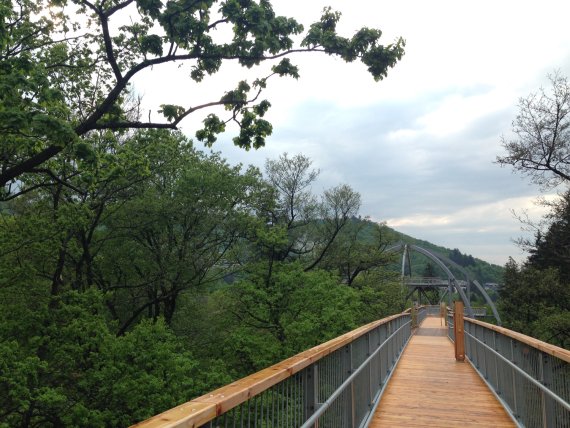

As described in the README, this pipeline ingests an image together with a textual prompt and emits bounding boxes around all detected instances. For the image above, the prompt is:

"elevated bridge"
[388,243,502,324]
[134,305,570,428]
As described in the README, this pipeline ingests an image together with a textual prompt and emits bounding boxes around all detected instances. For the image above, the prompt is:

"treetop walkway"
[370,316,514,427]
[133,305,570,428]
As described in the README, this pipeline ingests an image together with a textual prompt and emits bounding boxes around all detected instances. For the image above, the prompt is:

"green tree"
[319,218,396,286]
[423,262,437,277]
[527,190,570,283]
[499,258,570,348]
[1,0,405,194]
[0,129,269,426]
[261,153,361,270]
[98,130,269,333]
[218,262,360,373]
[0,287,207,427]
[497,72,570,347]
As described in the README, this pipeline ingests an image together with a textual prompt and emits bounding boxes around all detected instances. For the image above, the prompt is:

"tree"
[319,217,395,286]
[219,262,361,372]
[496,72,570,347]
[98,131,269,333]
[0,288,208,427]
[1,0,405,195]
[498,259,570,348]
[423,262,436,277]
[527,190,570,283]
[0,130,268,425]
[497,72,570,188]
[260,153,361,270]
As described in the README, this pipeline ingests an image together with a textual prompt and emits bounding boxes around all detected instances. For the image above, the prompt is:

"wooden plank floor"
[370,316,515,427]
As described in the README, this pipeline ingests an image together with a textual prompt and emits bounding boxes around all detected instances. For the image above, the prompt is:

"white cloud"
[385,195,559,264]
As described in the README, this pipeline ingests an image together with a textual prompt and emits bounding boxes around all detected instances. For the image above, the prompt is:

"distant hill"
[386,226,504,285]
[351,218,504,285]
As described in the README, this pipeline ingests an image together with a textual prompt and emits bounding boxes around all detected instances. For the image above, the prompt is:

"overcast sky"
[134,0,570,265]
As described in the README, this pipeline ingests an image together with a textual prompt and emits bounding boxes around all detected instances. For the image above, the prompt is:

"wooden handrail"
[132,311,410,428]
[465,317,570,363]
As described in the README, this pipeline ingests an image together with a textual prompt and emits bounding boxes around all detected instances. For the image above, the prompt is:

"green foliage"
[0,289,203,427]
[271,58,300,78]
[301,7,405,81]
[219,262,361,371]
[528,190,570,283]
[159,104,186,122]
[449,248,475,267]
[140,34,163,56]
[498,190,570,348]
[196,114,227,146]
[0,135,410,425]
[499,259,570,348]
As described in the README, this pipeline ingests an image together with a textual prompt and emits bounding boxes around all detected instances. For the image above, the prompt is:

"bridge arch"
[386,243,501,324]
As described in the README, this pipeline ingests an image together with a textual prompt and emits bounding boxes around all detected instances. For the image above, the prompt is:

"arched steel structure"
[428,250,502,324]
[386,243,501,325]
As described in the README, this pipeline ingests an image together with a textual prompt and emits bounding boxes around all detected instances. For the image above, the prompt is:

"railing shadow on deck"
[133,307,427,428]
[447,306,570,428]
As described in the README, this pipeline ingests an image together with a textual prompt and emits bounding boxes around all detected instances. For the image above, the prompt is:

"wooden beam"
[454,301,465,361]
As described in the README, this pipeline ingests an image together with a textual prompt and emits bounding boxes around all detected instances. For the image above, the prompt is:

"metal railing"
[134,311,414,428]
[417,305,428,323]
[447,310,455,342]
[403,277,449,286]
[464,318,570,428]
[422,305,440,316]
[470,307,487,317]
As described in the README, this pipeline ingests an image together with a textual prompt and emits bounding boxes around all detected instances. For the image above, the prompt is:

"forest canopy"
[0,1,408,423]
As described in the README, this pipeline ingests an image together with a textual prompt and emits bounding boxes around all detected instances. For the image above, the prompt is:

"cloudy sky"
[135,0,570,265]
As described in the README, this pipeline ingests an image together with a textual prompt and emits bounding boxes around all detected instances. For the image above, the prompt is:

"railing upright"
[453,301,465,361]
[447,307,455,342]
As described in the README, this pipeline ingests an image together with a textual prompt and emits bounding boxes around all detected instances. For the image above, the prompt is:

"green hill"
[352,218,504,285]
[389,227,504,284]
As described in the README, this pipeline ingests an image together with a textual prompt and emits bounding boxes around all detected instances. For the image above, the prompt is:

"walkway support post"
[454,301,465,361]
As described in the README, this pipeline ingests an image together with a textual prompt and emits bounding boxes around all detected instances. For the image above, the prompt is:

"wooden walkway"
[370,316,515,427]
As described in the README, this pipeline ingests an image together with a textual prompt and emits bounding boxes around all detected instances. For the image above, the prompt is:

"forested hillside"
[389,229,504,284]
[344,219,504,284]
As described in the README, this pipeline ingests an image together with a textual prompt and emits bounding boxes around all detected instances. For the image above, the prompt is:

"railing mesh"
[465,319,570,428]
[204,315,412,428]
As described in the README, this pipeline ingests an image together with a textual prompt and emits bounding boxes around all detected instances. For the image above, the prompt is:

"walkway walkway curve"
[370,316,515,427]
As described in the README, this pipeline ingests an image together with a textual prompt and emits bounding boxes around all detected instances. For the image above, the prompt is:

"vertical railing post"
[540,354,554,427]
[303,364,318,425]
[454,301,465,361]
[367,332,373,409]
[343,344,353,428]
[510,339,518,419]
[411,305,417,329]
[493,331,500,394]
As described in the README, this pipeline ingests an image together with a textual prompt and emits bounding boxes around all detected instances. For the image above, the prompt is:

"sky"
[134,0,570,265]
